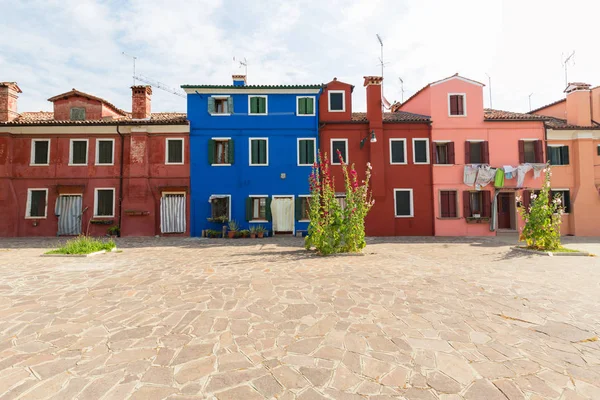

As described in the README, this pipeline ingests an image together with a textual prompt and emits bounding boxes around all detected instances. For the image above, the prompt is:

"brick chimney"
[565,82,592,127]
[0,82,22,122]
[131,85,152,119]
[363,76,385,197]
[232,75,246,87]
[364,76,383,129]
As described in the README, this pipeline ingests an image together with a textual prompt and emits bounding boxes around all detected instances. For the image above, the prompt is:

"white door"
[271,197,294,233]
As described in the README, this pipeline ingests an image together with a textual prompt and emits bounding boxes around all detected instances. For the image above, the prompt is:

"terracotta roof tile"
[543,117,600,130]
[47,89,127,116]
[1,111,188,126]
[484,109,547,121]
[351,111,430,123]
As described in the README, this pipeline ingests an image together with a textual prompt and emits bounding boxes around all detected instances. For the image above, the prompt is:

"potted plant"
[250,226,257,239]
[255,225,266,238]
[227,220,239,238]
[107,225,120,238]
[240,229,250,238]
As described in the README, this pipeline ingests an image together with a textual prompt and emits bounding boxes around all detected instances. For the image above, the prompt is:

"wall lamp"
[360,130,377,149]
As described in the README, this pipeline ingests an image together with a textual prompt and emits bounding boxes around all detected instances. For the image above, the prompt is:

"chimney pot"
[131,85,152,119]
[232,75,246,87]
[0,82,22,122]
[564,82,592,127]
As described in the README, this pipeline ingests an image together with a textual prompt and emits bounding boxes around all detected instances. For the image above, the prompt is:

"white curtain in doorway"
[271,197,294,232]
[161,194,186,233]
[55,195,82,236]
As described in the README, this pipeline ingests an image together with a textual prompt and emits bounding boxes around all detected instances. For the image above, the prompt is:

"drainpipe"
[117,125,124,238]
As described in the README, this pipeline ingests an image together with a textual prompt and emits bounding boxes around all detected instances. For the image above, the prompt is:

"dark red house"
[0,83,190,237]
[319,77,434,236]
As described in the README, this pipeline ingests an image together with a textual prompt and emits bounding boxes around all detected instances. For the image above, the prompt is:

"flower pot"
[258,232,264,238]
[250,233,256,239]
[227,231,236,239]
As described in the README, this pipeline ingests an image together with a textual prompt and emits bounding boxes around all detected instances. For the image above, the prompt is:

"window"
[335,194,347,210]
[328,90,345,112]
[25,189,48,218]
[248,197,267,221]
[297,97,315,116]
[94,188,115,217]
[297,196,310,220]
[519,140,543,163]
[439,190,458,218]
[547,145,569,166]
[597,145,600,156]
[448,94,466,116]
[434,142,455,164]
[210,195,230,220]
[463,190,491,218]
[524,141,535,163]
[166,138,184,165]
[69,139,88,165]
[389,139,407,164]
[466,141,489,164]
[208,96,232,115]
[331,139,348,164]
[298,138,316,166]
[394,189,414,217]
[249,96,267,115]
[31,139,50,165]
[249,138,268,166]
[70,107,86,121]
[412,138,430,164]
[209,139,234,165]
[96,139,114,165]
[551,190,571,213]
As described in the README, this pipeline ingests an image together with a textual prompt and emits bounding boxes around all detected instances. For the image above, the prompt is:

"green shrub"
[205,229,222,238]
[46,235,116,255]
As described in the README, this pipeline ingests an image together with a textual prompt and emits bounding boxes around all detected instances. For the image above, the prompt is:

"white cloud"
[1,0,598,114]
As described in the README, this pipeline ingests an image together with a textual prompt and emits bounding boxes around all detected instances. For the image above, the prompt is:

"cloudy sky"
[2,0,598,115]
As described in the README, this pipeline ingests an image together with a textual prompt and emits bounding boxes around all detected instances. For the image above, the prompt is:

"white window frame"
[248,195,269,223]
[394,188,414,218]
[328,90,346,112]
[296,96,316,116]
[551,188,570,214]
[165,138,185,165]
[95,138,115,166]
[211,137,232,166]
[412,138,430,164]
[389,138,407,165]
[448,93,467,117]
[210,96,231,116]
[330,138,349,165]
[210,194,231,220]
[248,138,269,166]
[25,188,48,219]
[297,138,316,166]
[94,188,115,218]
[69,139,89,166]
[298,194,311,222]
[248,95,268,116]
[30,139,51,166]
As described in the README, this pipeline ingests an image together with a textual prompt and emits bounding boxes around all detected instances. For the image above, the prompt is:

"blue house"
[182,75,322,236]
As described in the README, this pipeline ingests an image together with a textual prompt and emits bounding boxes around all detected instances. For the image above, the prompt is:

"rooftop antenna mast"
[133,74,186,98]
[398,77,404,103]
[376,34,389,110]
[233,57,248,78]
[121,52,137,86]
[485,73,492,109]
[528,93,533,111]
[562,51,575,87]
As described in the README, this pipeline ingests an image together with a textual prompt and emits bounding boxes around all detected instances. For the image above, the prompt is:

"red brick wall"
[53,97,104,121]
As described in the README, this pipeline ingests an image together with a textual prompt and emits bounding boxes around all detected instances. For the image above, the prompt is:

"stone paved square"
[0,236,599,399]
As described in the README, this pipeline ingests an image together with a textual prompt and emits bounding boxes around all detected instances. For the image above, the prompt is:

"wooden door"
[497,193,512,229]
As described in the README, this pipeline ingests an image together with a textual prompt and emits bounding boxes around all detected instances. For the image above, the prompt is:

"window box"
[465,217,490,224]
[90,219,114,225]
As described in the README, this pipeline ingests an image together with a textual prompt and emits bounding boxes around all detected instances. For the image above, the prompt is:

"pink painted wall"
[534,100,566,120]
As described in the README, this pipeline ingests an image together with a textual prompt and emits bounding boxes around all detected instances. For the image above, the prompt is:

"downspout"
[428,122,435,236]
[117,125,124,237]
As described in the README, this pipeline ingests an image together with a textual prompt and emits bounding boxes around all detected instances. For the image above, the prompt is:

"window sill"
[548,164,569,167]
[390,162,408,165]
[250,220,268,223]
[465,217,490,224]
[68,163,88,166]
[434,164,454,167]
[29,164,49,166]
[437,217,461,220]
[297,164,314,167]
[209,113,231,116]
[92,216,115,219]
[165,162,185,165]
[249,164,269,167]
[448,114,467,117]
[248,113,268,116]
[211,163,232,167]
[95,163,115,166]
[395,215,414,218]
[328,109,346,113]
[25,216,47,219]
[297,114,316,117]
[298,219,310,222]
[413,162,430,165]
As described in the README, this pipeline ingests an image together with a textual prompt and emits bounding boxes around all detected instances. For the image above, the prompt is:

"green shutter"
[250,97,258,114]
[259,97,266,113]
[208,140,215,164]
[251,140,258,164]
[259,140,267,164]
[562,146,570,165]
[208,97,216,114]
[227,97,234,114]
[306,98,314,114]
[295,197,302,220]
[298,98,306,115]
[299,140,307,164]
[245,197,253,221]
[265,198,272,221]
[228,139,234,164]
[307,140,314,164]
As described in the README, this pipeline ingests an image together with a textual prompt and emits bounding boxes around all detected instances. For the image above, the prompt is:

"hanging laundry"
[531,163,546,179]
[464,165,478,186]
[516,164,533,187]
[503,165,516,179]
[494,168,505,188]
[475,166,496,188]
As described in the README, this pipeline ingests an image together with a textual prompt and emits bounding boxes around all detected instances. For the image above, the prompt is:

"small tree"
[305,151,373,255]
[517,166,564,250]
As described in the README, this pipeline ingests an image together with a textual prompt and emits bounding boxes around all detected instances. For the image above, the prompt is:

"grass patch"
[518,246,582,253]
[46,236,116,255]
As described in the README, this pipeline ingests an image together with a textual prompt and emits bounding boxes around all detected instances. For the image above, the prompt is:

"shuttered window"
[245,197,267,220]
[70,140,88,165]
[297,97,315,115]
[208,97,233,115]
[249,138,268,165]
[435,142,455,164]
[96,140,114,165]
[31,140,50,165]
[249,96,267,114]
[466,141,489,164]
[95,189,114,217]
[295,196,310,220]
[413,139,430,164]
[209,139,234,165]
[211,196,230,219]
[394,189,413,217]
[548,145,569,165]
[440,190,458,218]
[298,139,315,165]
[26,189,47,218]
[390,139,406,164]
[449,94,465,116]
[70,107,86,121]
[463,191,491,218]
[551,190,571,213]
[166,139,184,164]
[331,139,348,164]
[519,140,543,163]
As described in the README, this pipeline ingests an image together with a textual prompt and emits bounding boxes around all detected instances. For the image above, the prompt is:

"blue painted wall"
[186,87,322,236]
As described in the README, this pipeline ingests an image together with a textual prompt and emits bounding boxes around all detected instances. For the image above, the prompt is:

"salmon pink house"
[396,74,547,236]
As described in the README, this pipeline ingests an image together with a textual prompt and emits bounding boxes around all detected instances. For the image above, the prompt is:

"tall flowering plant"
[517,166,564,250]
[305,151,374,255]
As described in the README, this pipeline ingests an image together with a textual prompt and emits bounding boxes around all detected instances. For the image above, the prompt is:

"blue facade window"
[249,138,268,166]
[297,138,316,166]
[249,96,268,115]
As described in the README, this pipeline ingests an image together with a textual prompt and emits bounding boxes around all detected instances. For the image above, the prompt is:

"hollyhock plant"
[305,151,373,255]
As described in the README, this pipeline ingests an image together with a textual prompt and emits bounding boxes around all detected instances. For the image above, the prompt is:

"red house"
[319,77,434,236]
[0,83,190,237]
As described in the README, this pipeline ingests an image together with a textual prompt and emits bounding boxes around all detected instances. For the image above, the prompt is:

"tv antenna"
[528,93,533,111]
[485,73,492,109]
[121,52,137,86]
[233,57,248,77]
[562,51,575,87]
[398,77,405,103]
[133,74,186,98]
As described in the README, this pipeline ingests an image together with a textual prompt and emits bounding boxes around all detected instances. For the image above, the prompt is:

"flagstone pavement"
[0,236,599,399]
